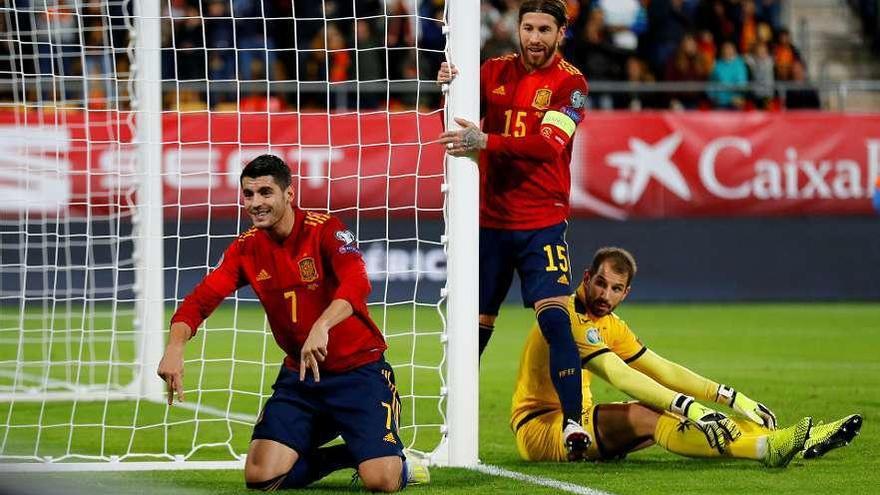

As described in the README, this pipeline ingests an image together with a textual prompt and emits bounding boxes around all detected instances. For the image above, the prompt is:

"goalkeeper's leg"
[574,403,774,461]
[654,411,812,467]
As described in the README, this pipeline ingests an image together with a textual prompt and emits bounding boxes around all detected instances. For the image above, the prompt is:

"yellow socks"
[654,412,768,460]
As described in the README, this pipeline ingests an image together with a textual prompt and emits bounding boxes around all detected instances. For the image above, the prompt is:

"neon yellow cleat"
[800,414,863,459]
[762,416,812,468]
[404,449,431,485]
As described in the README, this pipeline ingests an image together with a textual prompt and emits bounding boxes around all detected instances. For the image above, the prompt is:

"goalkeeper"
[512,246,862,466]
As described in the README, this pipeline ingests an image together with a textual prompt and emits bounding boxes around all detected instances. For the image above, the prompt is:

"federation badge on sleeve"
[532,88,552,110]
[569,90,586,109]
[298,257,318,282]
[335,229,356,245]
[586,327,601,345]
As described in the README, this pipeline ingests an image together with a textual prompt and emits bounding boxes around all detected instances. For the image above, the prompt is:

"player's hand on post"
[437,62,458,85]
[716,384,777,430]
[674,394,742,454]
[157,344,185,405]
[300,323,330,382]
[438,117,487,157]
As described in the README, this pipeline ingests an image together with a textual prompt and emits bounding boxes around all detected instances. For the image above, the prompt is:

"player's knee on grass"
[244,439,298,485]
[358,456,404,492]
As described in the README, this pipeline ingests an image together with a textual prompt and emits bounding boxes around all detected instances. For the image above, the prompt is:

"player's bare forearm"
[300,299,354,382]
[157,321,192,404]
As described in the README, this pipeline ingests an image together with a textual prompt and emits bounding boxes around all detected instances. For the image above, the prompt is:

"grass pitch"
[1,302,878,494]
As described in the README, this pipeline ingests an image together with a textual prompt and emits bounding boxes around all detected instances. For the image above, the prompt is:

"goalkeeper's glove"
[715,384,777,430]
[671,393,742,454]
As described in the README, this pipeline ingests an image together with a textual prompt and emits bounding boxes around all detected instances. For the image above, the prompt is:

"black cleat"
[801,414,863,459]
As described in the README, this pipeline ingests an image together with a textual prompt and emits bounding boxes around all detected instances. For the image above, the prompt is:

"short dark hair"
[240,154,291,190]
[519,0,569,28]
[590,247,637,286]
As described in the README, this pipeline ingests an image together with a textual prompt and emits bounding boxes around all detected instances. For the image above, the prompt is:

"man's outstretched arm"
[629,350,777,429]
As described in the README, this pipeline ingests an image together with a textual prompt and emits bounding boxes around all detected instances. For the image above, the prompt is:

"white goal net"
[0,0,478,469]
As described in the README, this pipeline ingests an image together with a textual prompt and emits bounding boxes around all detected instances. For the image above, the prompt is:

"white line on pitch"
[170,400,256,424]
[473,464,615,495]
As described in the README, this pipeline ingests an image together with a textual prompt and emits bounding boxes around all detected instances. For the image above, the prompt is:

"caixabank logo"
[570,113,880,218]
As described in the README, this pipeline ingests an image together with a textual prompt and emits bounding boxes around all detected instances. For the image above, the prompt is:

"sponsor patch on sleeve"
[540,110,577,138]
[561,105,582,124]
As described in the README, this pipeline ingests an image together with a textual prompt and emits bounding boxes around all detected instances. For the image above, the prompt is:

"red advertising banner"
[0,110,445,218]
[570,112,880,218]
[1,110,877,218]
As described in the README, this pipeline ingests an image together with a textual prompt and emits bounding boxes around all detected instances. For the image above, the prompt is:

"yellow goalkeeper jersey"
[510,288,646,431]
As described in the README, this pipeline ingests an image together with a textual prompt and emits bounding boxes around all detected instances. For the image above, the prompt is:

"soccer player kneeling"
[158,155,428,491]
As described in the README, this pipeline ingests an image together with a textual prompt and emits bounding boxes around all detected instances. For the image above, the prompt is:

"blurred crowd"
[484,0,819,110]
[0,0,831,111]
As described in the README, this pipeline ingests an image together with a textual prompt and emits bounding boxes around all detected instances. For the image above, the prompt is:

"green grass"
[1,303,878,494]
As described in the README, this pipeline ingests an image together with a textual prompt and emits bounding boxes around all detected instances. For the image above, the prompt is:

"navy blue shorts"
[479,221,572,315]
[251,357,404,464]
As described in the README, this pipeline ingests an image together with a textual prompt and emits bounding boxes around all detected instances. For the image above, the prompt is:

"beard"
[520,40,557,69]
[586,295,615,317]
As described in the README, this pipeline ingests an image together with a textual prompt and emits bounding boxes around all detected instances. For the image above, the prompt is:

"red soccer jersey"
[480,53,588,230]
[171,209,386,373]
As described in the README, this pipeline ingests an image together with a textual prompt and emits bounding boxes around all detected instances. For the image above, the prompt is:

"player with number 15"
[438,0,591,460]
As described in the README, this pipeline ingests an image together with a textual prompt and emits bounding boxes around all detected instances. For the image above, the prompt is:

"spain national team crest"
[298,257,318,282]
[532,88,552,110]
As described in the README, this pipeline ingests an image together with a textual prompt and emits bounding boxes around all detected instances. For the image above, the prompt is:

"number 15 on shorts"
[543,244,569,272]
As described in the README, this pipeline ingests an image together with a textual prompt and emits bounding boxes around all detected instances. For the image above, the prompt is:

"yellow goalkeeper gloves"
[715,384,777,430]
[671,393,742,453]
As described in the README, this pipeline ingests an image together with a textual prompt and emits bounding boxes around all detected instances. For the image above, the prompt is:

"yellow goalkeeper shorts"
[514,406,601,462]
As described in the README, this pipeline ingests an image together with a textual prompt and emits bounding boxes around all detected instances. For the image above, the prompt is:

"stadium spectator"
[174,5,206,82]
[738,0,759,54]
[511,246,863,465]
[664,33,711,109]
[615,55,664,110]
[566,7,626,109]
[327,24,354,83]
[772,27,802,80]
[205,0,235,82]
[695,29,718,69]
[708,40,748,109]
[356,19,387,108]
[745,41,775,108]
[598,0,644,51]
[157,155,428,491]
[644,0,692,76]
[82,4,117,105]
[697,0,737,48]
[231,0,278,81]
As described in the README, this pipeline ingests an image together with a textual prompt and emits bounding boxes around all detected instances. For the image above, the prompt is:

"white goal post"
[0,0,478,471]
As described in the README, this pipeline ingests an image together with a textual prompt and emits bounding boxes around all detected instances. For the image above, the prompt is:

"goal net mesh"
[0,0,449,464]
